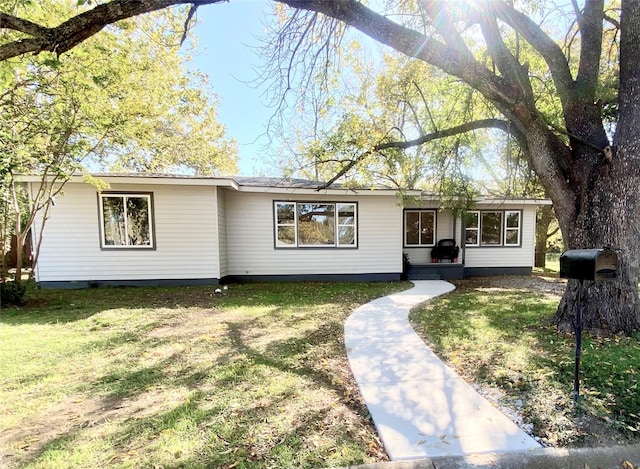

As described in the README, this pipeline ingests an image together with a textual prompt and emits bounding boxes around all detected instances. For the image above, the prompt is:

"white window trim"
[274,201,358,249]
[99,193,154,249]
[465,209,523,247]
[503,210,522,246]
[337,203,357,247]
[464,210,480,247]
[275,202,297,248]
[404,209,437,247]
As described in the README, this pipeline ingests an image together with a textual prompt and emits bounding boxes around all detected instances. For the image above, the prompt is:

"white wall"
[223,191,403,276]
[217,187,228,278]
[463,205,536,268]
[32,181,538,283]
[34,182,220,282]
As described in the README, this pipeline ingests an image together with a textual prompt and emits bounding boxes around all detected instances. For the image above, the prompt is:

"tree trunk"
[535,205,555,268]
[553,147,640,334]
[553,1,640,335]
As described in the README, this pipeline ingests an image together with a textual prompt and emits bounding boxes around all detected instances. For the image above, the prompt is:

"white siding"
[463,205,536,267]
[35,182,219,281]
[224,191,402,276]
[217,188,228,277]
[31,179,540,282]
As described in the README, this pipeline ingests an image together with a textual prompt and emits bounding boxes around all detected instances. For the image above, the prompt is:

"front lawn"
[410,276,640,447]
[0,281,408,469]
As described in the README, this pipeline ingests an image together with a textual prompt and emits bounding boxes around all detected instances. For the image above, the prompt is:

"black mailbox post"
[559,248,618,401]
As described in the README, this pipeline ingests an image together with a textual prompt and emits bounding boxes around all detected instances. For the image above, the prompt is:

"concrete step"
[406,264,463,280]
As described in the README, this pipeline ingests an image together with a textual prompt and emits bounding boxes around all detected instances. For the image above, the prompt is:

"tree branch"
[576,0,604,101]
[420,1,475,60]
[0,12,51,37]
[279,0,520,109]
[376,118,511,151]
[478,7,533,104]
[317,118,511,189]
[0,0,226,61]
[488,0,576,107]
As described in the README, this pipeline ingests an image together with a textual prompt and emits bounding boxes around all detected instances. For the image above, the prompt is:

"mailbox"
[559,248,618,281]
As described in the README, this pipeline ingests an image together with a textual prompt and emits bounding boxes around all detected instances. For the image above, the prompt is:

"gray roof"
[88,173,395,190]
[231,176,369,190]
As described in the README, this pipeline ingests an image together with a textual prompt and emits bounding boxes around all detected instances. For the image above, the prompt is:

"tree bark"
[554,150,640,333]
[535,205,555,268]
[552,1,640,334]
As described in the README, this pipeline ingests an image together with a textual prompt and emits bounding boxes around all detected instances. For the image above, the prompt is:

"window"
[100,193,154,248]
[504,211,521,246]
[274,201,357,248]
[464,210,521,247]
[464,211,479,246]
[275,202,296,246]
[481,211,503,245]
[337,203,356,246]
[404,210,436,246]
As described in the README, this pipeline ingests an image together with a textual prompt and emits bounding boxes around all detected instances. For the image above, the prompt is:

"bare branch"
[259,8,346,131]
[412,80,436,132]
[279,0,520,109]
[180,3,199,46]
[604,13,620,29]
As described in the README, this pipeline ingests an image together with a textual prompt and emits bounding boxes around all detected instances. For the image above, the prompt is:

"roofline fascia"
[474,197,553,206]
[17,174,240,190]
[15,174,553,204]
[232,185,419,196]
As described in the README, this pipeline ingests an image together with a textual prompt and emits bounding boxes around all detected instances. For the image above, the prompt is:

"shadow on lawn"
[13,309,372,467]
[0,282,378,325]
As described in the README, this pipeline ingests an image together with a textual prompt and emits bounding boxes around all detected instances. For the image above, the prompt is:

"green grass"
[0,281,409,468]
[410,277,640,447]
[532,252,560,276]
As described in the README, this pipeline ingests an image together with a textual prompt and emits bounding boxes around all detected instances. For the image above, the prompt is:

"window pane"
[298,204,335,245]
[465,230,478,245]
[338,204,355,225]
[481,212,502,245]
[126,197,151,246]
[102,197,126,246]
[277,226,296,246]
[464,211,479,229]
[505,229,519,245]
[338,226,355,245]
[405,212,420,245]
[506,212,520,228]
[277,203,295,224]
[420,211,435,245]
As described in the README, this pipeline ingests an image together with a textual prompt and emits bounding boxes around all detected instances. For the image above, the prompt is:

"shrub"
[1,281,26,306]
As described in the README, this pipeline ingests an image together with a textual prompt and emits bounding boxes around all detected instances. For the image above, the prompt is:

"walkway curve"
[345,280,541,460]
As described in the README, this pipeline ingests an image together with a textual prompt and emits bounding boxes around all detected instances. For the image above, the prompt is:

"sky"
[187,1,279,176]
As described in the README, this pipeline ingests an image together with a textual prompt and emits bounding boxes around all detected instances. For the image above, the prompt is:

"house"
[23,174,550,288]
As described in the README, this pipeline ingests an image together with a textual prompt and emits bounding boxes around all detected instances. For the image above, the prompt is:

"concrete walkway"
[344,281,541,461]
